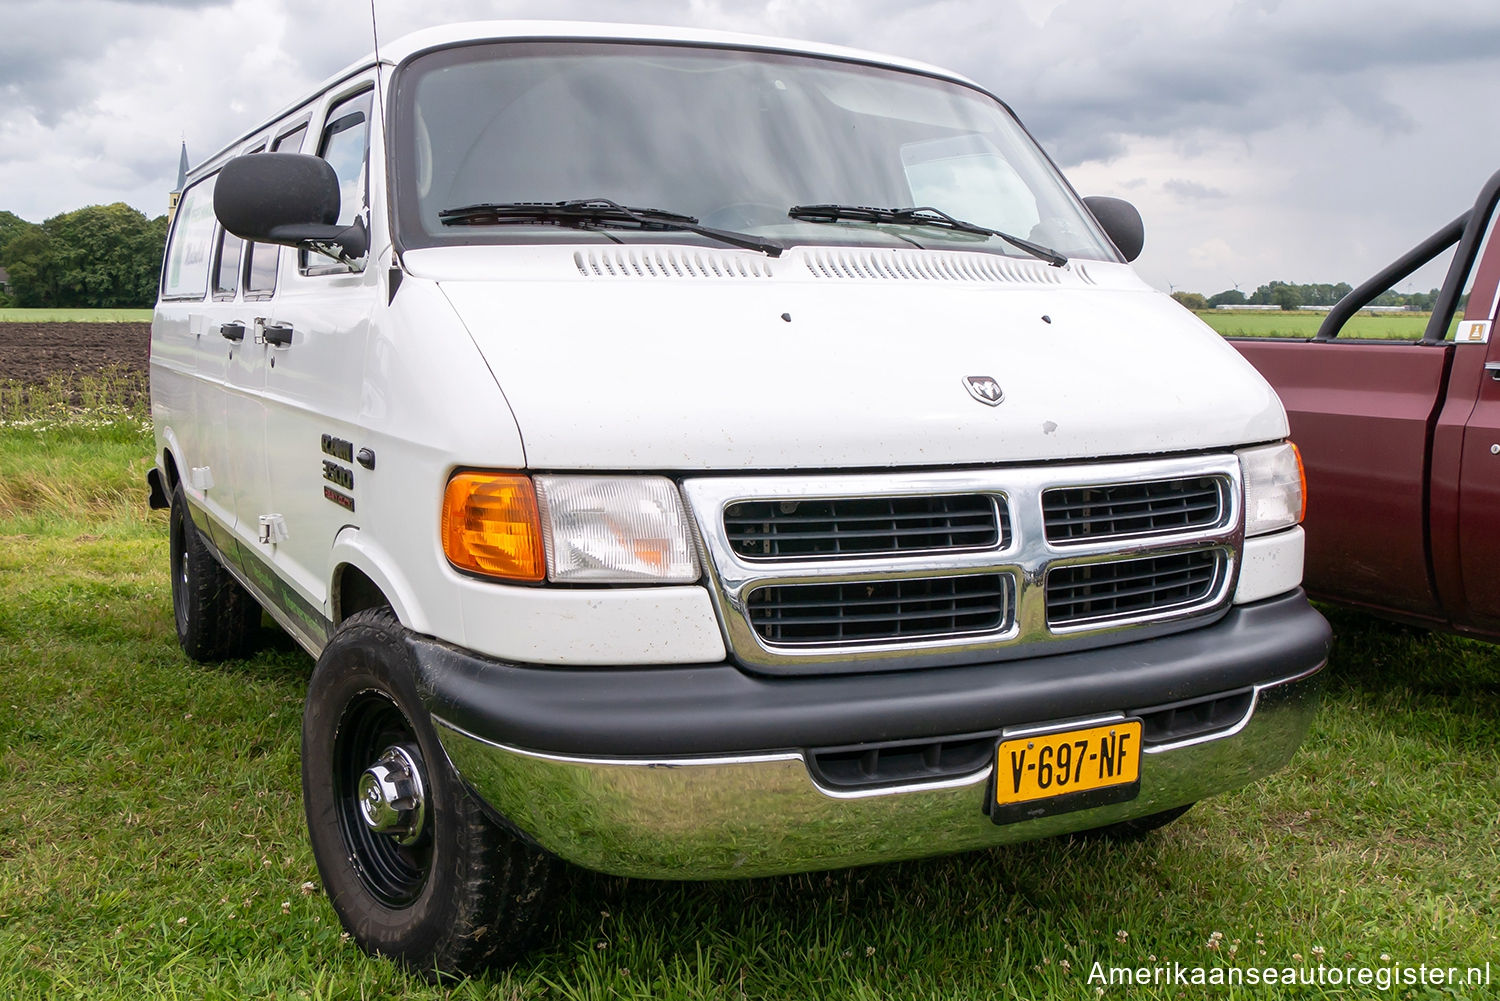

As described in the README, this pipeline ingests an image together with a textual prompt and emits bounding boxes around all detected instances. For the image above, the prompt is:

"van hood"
[422,247,1286,470]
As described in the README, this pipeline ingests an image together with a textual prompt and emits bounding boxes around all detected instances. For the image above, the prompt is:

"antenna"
[368,0,381,64]
[369,0,386,117]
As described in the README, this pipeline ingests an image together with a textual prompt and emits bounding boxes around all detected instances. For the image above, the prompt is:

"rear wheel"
[168,481,260,661]
[302,608,559,978]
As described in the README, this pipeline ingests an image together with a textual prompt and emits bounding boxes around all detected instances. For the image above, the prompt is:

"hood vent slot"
[574,248,773,279]
[802,249,1064,285]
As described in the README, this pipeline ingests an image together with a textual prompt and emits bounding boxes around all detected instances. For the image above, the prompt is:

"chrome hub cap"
[356,745,426,846]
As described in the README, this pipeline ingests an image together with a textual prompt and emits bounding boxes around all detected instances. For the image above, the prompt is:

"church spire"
[168,140,189,221]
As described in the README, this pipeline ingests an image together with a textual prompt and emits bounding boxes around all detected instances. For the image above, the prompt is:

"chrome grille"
[746,574,1011,645]
[1043,476,1227,544]
[682,456,1244,674]
[1047,551,1225,627]
[725,495,1003,560]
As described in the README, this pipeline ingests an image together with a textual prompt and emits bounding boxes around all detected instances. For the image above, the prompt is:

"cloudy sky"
[4,0,1500,295]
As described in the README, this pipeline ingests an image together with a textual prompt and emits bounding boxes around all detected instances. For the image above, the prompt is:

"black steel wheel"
[331,692,433,906]
[167,480,261,661]
[303,608,559,978]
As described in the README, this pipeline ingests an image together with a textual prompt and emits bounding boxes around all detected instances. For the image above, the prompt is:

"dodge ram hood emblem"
[963,375,1004,406]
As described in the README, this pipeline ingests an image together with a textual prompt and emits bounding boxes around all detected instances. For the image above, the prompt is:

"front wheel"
[302,609,559,977]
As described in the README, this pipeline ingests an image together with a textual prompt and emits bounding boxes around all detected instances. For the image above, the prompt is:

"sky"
[4,0,1500,295]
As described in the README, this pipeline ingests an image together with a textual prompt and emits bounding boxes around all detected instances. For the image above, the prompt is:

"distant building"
[0,265,9,295]
[167,142,189,221]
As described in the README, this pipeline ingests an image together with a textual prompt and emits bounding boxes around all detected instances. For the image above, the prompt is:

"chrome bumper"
[436,664,1322,880]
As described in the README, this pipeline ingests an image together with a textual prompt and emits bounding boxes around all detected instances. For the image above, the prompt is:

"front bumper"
[417,591,1329,879]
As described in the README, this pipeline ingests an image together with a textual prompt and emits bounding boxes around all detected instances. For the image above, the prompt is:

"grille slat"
[747,575,1010,645]
[727,495,1003,560]
[1043,477,1226,544]
[1046,568,1217,611]
[729,524,994,544]
[726,510,997,527]
[752,585,1010,613]
[1046,497,1221,519]
[753,605,1008,627]
[1047,552,1223,627]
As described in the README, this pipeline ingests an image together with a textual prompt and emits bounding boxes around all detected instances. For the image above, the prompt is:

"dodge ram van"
[149,21,1331,974]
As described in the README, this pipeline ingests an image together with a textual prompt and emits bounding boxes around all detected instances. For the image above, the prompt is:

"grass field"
[0,307,154,323]
[1196,310,1433,340]
[2,373,1497,1000]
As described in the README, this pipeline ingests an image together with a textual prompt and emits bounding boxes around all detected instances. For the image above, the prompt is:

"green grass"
[1197,310,1434,340]
[0,307,154,322]
[1,365,148,428]
[2,376,1497,999]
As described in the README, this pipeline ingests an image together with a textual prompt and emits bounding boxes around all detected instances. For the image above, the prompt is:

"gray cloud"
[1163,178,1227,201]
[970,1,1500,167]
[0,1,234,123]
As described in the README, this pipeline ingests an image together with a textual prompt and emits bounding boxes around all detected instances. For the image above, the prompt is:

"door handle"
[219,321,246,341]
[1486,361,1500,381]
[262,322,294,347]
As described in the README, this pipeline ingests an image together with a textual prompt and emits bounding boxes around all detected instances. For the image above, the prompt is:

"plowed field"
[0,322,151,382]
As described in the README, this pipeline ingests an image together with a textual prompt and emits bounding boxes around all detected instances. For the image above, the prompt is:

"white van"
[150,20,1330,975]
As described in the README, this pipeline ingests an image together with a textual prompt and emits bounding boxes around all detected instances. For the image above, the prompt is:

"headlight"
[535,475,700,583]
[1238,442,1305,537]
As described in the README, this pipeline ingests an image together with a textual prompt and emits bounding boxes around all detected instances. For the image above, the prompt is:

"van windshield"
[391,41,1118,261]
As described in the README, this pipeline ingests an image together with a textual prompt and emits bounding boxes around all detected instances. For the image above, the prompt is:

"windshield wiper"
[787,204,1067,267]
[438,199,784,257]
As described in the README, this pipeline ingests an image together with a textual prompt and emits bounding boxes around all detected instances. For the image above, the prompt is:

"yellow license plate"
[992,719,1142,822]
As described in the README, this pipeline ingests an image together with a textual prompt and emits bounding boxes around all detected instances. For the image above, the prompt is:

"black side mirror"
[214,152,368,261]
[1082,195,1144,263]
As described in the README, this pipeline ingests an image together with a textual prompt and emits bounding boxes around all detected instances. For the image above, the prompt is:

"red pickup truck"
[1232,171,1500,639]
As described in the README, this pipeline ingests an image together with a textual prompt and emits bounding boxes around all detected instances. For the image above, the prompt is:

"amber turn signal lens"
[442,473,545,581]
[1291,441,1307,524]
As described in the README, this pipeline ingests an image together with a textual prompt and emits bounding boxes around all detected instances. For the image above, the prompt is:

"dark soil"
[0,323,151,383]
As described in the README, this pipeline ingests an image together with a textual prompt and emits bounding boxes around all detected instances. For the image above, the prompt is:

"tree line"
[1172,280,1442,312]
[0,204,167,309]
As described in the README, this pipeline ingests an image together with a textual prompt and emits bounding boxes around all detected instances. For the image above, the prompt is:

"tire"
[1088,803,1195,841]
[302,608,559,978]
[168,481,261,661]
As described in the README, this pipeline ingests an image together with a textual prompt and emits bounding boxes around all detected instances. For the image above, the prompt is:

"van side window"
[240,143,279,300]
[304,90,372,273]
[161,176,217,300]
[274,123,308,154]
[212,230,243,299]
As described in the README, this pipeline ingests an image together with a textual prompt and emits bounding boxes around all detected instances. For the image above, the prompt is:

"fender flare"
[329,526,428,634]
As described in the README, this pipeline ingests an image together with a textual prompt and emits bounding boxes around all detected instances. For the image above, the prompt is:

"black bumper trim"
[411,590,1330,758]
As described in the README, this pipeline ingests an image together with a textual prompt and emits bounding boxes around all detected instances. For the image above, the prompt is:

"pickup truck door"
[1235,174,1500,635]
[1231,337,1450,623]
[1454,246,1500,633]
